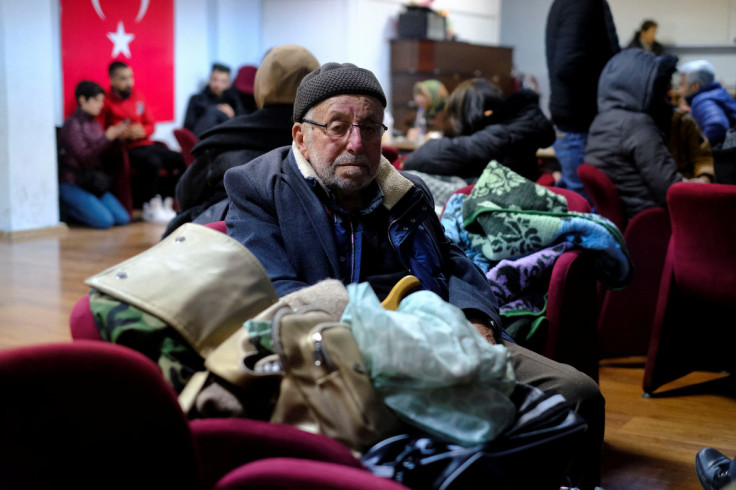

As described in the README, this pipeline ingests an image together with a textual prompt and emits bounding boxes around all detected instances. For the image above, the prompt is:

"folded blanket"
[462,161,631,289]
[441,160,633,347]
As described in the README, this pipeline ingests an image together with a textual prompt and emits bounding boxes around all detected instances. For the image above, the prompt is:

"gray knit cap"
[293,62,386,122]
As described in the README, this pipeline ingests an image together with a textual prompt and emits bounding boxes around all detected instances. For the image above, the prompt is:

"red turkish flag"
[61,0,175,121]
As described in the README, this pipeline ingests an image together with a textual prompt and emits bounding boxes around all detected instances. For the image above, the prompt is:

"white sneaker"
[142,195,175,223]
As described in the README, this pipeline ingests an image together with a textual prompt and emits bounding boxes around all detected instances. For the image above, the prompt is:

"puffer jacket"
[224,145,501,327]
[402,89,555,182]
[686,81,736,148]
[585,49,683,219]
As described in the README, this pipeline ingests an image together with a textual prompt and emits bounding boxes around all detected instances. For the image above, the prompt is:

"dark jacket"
[545,0,620,133]
[686,81,736,148]
[585,49,683,219]
[183,86,245,136]
[223,145,501,327]
[402,89,555,182]
[627,35,664,56]
[59,108,113,184]
[163,105,294,237]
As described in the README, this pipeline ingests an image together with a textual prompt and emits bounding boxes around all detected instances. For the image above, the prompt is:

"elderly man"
[679,59,736,148]
[224,62,604,489]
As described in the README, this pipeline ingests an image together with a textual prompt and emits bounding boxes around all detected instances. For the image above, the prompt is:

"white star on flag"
[107,21,135,58]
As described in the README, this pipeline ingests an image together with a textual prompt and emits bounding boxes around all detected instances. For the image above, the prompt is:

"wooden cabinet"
[390,39,513,133]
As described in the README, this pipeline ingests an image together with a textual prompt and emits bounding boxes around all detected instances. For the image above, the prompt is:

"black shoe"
[696,447,733,490]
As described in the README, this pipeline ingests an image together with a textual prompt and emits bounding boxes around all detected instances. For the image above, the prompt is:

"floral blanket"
[441,161,632,346]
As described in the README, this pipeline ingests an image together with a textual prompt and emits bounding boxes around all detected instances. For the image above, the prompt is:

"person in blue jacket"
[224,62,605,489]
[679,59,736,148]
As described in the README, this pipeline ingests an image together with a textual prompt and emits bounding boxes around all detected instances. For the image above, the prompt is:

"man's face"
[110,67,134,94]
[294,95,384,199]
[209,70,231,96]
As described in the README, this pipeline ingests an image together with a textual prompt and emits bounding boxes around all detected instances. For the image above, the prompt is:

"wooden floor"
[1,221,734,489]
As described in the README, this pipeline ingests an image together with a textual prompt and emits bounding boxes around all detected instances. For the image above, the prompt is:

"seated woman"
[585,50,706,220]
[59,81,130,229]
[402,78,555,183]
[404,79,449,141]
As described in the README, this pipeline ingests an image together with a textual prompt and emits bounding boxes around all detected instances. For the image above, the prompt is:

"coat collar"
[290,142,414,211]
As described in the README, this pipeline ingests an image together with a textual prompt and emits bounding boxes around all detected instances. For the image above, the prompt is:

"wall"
[0,0,60,233]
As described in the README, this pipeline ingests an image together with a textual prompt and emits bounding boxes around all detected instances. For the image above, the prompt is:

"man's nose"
[345,125,365,153]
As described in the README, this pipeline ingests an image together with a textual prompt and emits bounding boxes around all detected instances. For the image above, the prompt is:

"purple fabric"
[488,242,572,314]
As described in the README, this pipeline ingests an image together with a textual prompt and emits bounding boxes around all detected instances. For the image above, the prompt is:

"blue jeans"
[59,183,130,229]
[553,130,591,203]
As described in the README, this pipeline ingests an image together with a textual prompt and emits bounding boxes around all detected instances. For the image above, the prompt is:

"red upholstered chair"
[0,341,202,489]
[0,341,402,489]
[191,419,366,490]
[174,127,199,166]
[643,183,736,395]
[205,220,227,234]
[577,163,626,231]
[577,163,672,359]
[213,458,409,490]
[70,292,103,341]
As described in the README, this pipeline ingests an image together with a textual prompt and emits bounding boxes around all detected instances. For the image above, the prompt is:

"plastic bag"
[341,282,517,446]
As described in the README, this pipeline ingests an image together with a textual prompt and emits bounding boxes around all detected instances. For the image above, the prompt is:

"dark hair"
[445,78,504,135]
[74,80,105,103]
[640,20,658,32]
[108,60,129,77]
[211,62,231,74]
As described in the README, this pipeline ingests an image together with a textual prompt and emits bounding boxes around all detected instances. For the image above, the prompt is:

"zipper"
[387,196,424,257]
[311,323,345,372]
[271,305,330,370]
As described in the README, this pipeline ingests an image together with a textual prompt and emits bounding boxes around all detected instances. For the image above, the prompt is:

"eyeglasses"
[302,119,387,141]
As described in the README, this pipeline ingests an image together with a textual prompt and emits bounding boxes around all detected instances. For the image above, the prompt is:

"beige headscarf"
[254,45,320,109]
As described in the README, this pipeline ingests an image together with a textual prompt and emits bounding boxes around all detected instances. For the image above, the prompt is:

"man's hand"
[471,320,497,345]
[105,121,129,141]
[122,123,146,140]
[217,103,235,118]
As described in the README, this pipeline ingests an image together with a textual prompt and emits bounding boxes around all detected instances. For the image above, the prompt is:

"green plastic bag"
[341,283,517,447]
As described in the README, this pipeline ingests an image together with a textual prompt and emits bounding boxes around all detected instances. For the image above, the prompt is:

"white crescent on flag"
[90,0,149,22]
[91,0,105,20]
[136,0,150,22]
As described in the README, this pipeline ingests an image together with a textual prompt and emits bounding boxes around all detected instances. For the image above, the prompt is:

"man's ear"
[293,123,310,160]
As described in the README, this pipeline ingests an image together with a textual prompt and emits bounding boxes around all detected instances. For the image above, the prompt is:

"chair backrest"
[667,182,736,303]
[174,127,199,166]
[546,186,591,213]
[0,341,201,489]
[205,220,227,234]
[234,65,258,96]
[577,163,627,231]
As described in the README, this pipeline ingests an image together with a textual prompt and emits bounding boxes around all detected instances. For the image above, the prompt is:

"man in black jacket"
[183,63,245,137]
[164,45,320,237]
[545,0,620,202]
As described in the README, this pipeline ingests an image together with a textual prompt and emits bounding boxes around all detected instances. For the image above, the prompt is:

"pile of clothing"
[441,160,632,347]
